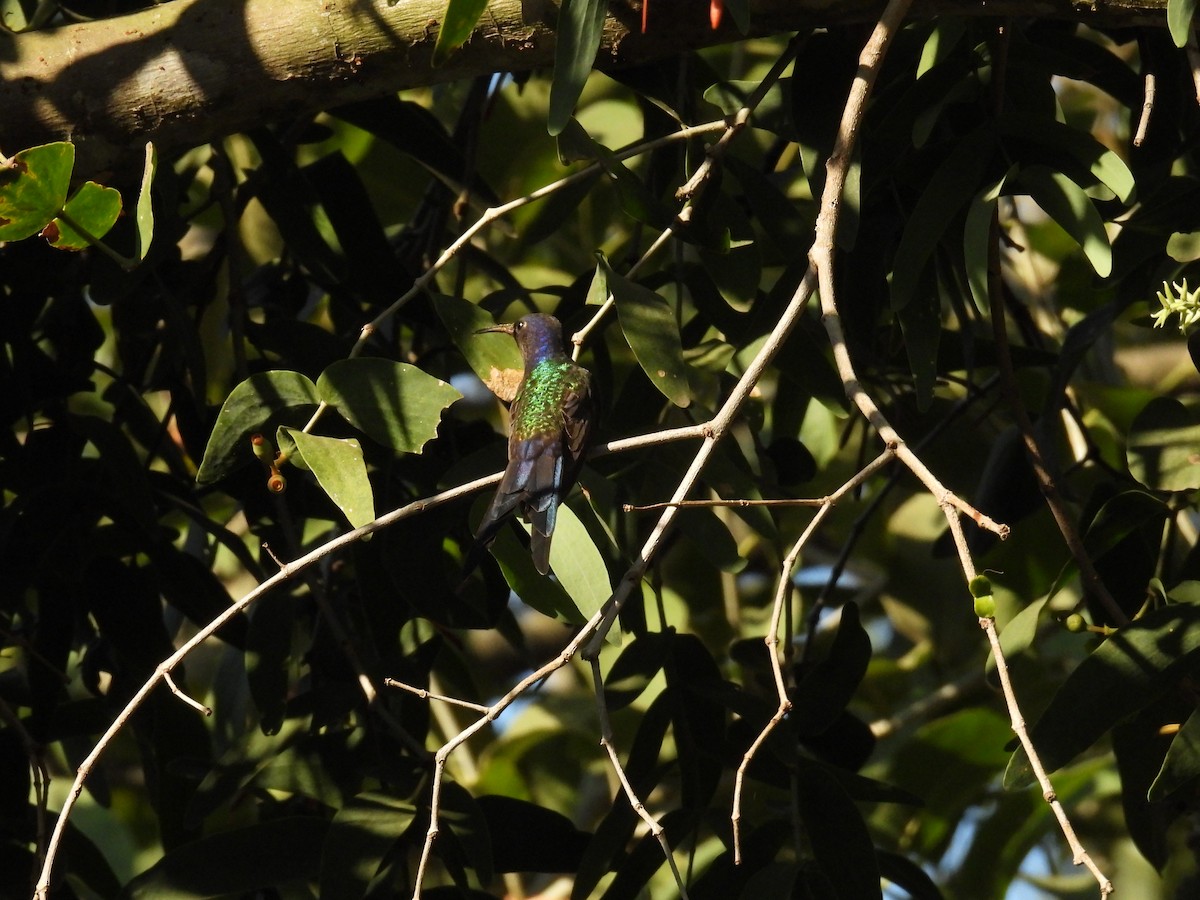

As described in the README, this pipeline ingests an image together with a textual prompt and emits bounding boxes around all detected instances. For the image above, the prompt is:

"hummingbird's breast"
[512,359,586,439]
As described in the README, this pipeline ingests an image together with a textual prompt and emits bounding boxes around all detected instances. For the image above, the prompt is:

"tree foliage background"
[4,0,1200,898]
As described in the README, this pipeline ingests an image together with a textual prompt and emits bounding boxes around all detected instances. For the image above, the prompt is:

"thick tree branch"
[0,0,1167,177]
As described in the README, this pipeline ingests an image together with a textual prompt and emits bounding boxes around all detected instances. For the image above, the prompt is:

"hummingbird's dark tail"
[464,437,564,576]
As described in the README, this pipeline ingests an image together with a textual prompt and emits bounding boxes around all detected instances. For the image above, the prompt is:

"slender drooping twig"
[732,447,896,864]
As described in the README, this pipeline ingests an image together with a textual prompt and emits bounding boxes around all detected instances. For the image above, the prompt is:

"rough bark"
[0,0,1169,177]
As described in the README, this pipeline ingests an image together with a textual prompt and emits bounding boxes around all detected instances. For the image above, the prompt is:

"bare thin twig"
[588,659,691,898]
[731,447,895,863]
[162,672,212,716]
[384,678,491,714]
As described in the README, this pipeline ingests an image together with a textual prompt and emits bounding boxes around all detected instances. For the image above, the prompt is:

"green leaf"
[431,293,523,401]
[1005,603,1200,788]
[1169,0,1198,48]
[319,792,417,900]
[556,119,670,228]
[48,181,122,251]
[964,173,1012,312]
[278,428,375,528]
[244,591,294,735]
[1127,397,1200,492]
[490,522,589,624]
[1044,490,1170,602]
[604,632,672,710]
[196,371,320,485]
[548,0,607,135]
[124,817,329,897]
[991,595,1050,669]
[136,141,156,260]
[891,125,994,312]
[794,759,880,896]
[433,0,489,64]
[1149,707,1200,801]
[1018,165,1112,278]
[999,113,1135,204]
[599,256,692,408]
[0,142,74,241]
[317,358,462,454]
[544,502,613,631]
[791,602,871,734]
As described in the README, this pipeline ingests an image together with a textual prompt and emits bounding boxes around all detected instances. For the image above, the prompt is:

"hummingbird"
[468,313,596,575]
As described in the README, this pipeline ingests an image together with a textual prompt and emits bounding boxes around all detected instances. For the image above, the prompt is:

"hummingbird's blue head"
[477,313,568,368]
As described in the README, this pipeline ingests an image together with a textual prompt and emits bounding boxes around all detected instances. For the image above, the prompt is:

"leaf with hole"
[0,142,74,241]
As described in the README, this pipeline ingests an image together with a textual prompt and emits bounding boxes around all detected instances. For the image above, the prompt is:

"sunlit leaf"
[1168,0,1197,48]
[278,427,375,528]
[431,293,524,402]
[0,142,74,241]
[136,141,156,259]
[47,181,122,251]
[544,502,614,636]
[317,358,461,454]
[433,0,489,65]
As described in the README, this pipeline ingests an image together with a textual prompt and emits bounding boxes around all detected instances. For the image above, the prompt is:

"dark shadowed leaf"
[319,792,418,900]
[1006,603,1200,788]
[791,602,871,734]
[1127,397,1200,491]
[123,817,329,898]
[196,371,320,484]
[794,759,880,897]
[604,631,673,710]
[601,258,691,407]
[477,795,591,872]
[1149,706,1200,801]
[548,0,607,135]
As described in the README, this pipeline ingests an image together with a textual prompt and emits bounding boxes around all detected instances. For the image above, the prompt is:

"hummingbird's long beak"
[475,322,516,336]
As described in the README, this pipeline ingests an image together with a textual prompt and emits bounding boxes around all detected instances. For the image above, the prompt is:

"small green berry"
[969,575,993,599]
[973,594,996,619]
[1064,614,1087,633]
